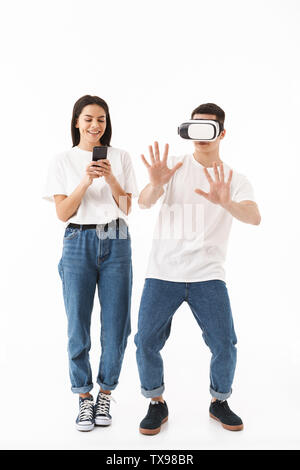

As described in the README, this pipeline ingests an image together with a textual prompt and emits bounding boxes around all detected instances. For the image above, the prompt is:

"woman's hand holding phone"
[81,161,104,187]
[81,160,114,187]
[95,160,115,184]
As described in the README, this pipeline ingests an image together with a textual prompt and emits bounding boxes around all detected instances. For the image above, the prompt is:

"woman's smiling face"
[75,104,107,147]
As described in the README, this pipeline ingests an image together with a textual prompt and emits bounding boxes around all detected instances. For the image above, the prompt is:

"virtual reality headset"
[177,119,224,142]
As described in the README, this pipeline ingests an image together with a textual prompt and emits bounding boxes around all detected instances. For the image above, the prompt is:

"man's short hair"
[191,103,225,125]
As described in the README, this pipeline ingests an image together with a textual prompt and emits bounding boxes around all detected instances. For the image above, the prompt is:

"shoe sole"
[209,412,244,431]
[95,418,112,426]
[139,416,168,435]
[76,423,95,432]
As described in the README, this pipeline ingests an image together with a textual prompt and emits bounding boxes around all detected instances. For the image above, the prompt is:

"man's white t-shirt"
[146,154,256,283]
[42,146,139,226]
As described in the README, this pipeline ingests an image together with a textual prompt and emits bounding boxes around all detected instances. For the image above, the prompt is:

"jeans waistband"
[68,218,122,232]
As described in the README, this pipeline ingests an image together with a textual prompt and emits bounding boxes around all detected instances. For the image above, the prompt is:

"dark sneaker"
[76,396,95,432]
[139,400,168,435]
[95,391,115,426]
[209,400,243,431]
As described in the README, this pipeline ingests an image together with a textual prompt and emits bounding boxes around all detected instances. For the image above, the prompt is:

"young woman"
[42,95,138,431]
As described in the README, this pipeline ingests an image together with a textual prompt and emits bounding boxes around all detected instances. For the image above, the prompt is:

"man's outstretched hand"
[195,162,233,207]
[141,141,183,187]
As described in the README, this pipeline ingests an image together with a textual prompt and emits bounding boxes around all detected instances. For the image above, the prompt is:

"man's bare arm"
[195,162,261,225]
[221,200,261,225]
[138,184,164,209]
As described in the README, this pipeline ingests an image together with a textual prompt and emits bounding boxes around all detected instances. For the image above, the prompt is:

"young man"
[134,103,261,435]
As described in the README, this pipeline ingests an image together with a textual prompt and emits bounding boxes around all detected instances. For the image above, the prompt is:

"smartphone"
[91,146,107,170]
[92,146,107,161]
[92,145,107,173]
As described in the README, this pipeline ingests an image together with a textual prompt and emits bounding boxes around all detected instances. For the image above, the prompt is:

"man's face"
[192,113,225,152]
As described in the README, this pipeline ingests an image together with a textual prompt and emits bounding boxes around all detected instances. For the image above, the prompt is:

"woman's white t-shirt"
[145,154,256,283]
[42,146,139,225]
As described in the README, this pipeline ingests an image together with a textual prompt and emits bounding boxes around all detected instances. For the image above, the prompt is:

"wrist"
[106,174,117,186]
[79,179,91,190]
[149,183,163,190]
[221,199,234,210]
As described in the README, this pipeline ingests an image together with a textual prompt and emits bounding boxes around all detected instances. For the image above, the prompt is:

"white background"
[0,0,299,450]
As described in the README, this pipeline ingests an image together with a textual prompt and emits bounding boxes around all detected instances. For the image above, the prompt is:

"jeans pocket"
[64,227,79,240]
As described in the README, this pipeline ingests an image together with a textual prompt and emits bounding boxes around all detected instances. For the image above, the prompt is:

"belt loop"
[104,223,108,232]
[80,225,83,232]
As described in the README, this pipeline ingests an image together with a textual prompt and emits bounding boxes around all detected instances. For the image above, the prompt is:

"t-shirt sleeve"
[232,174,256,203]
[122,152,139,198]
[42,155,67,203]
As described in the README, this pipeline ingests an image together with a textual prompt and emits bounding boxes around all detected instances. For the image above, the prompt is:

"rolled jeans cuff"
[141,384,165,398]
[97,379,118,391]
[71,384,93,394]
[210,386,232,401]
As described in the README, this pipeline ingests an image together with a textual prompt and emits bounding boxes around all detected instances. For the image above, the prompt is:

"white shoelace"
[96,393,116,415]
[79,399,94,421]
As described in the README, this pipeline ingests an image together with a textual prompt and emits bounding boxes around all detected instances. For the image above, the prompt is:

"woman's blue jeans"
[134,278,237,400]
[58,220,132,394]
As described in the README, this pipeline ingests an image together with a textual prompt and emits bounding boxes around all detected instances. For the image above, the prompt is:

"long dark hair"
[71,95,112,147]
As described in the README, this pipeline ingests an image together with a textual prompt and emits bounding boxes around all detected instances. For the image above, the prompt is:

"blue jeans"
[58,220,132,394]
[134,279,237,400]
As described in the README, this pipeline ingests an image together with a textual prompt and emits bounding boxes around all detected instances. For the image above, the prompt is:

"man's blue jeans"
[134,278,237,400]
[58,221,132,394]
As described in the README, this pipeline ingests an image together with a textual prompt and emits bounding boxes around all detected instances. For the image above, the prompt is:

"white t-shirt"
[146,154,256,283]
[42,146,139,225]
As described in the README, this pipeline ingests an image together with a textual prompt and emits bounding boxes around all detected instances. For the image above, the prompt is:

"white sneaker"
[95,391,115,426]
[76,396,95,432]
